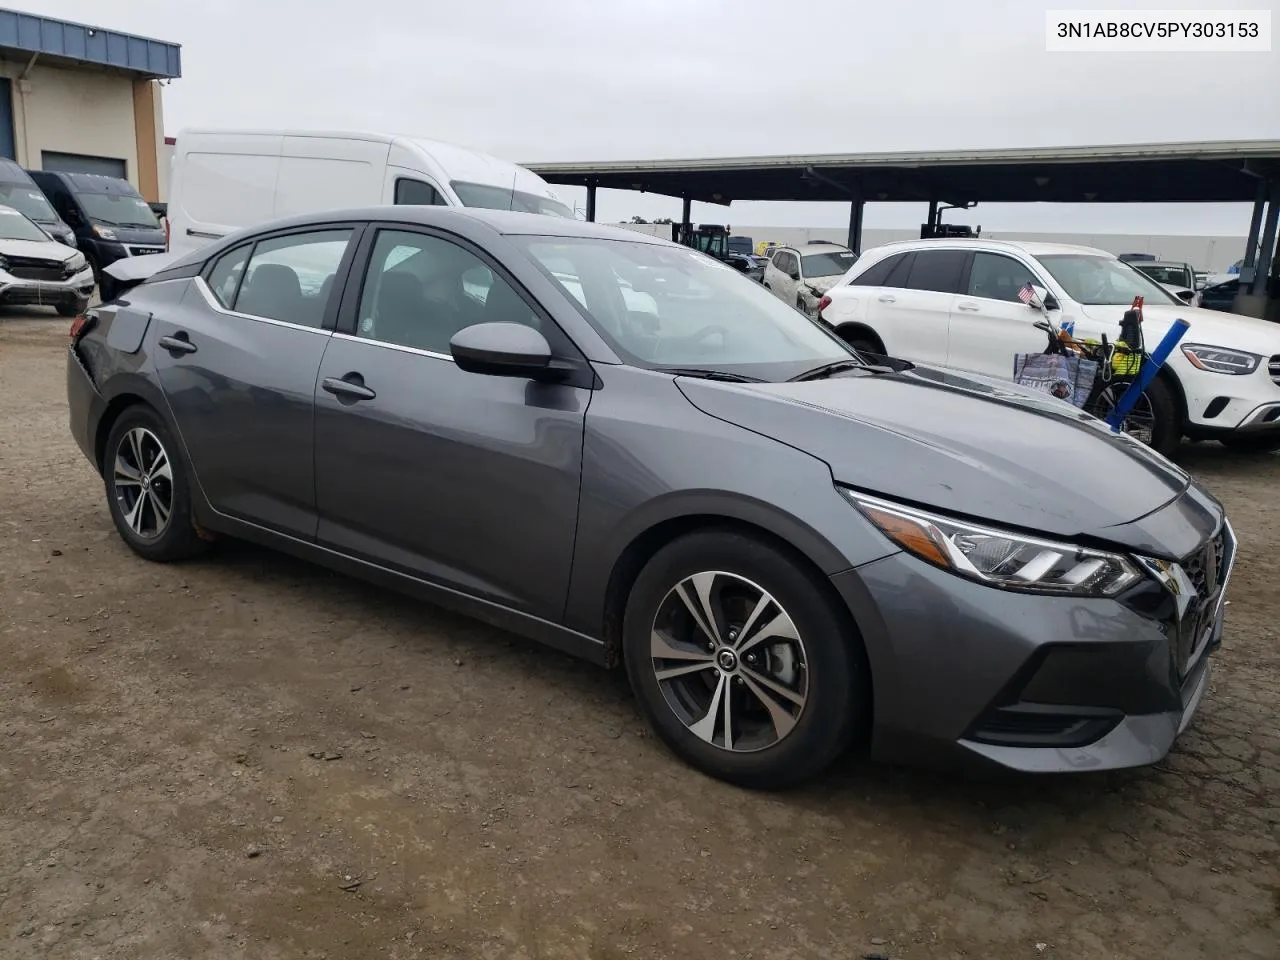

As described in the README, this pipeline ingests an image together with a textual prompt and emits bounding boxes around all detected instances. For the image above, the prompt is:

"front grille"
[1268,355,1279,387]
[0,286,80,306]
[1182,530,1226,599]
[4,255,72,282]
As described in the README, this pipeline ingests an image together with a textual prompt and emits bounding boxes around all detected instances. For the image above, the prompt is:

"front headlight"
[93,224,117,241]
[1180,343,1261,375]
[69,252,87,271]
[842,490,1141,596]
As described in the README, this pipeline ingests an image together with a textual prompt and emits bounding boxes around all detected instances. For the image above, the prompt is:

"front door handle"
[956,302,980,312]
[878,294,896,303]
[158,333,197,355]
[322,373,376,402]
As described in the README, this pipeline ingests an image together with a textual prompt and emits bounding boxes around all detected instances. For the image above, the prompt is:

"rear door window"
[849,253,905,287]
[233,229,354,328]
[904,250,968,294]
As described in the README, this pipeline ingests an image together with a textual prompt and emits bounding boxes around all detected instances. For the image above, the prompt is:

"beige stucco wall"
[1,58,140,185]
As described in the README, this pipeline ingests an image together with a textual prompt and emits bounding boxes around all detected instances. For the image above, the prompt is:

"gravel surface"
[2,309,1278,959]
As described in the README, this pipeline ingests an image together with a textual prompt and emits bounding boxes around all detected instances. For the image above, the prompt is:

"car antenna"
[509,169,516,211]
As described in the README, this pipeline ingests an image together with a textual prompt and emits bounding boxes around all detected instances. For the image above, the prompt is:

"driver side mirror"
[1024,284,1059,312]
[788,268,800,281]
[1175,289,1195,304]
[450,322,556,380]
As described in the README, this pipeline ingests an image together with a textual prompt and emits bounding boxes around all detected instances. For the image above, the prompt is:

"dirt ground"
[1,308,1277,960]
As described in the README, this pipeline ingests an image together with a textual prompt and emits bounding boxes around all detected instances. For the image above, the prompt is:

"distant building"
[0,8,180,203]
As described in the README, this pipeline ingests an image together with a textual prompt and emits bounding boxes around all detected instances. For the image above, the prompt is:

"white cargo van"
[164,129,574,256]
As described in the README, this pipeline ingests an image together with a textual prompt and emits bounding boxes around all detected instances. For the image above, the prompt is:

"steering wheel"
[682,324,730,345]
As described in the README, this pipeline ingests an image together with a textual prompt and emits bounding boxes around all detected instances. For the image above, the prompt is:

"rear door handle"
[956,302,980,312]
[158,333,197,355]
[322,374,376,402]
[877,294,896,303]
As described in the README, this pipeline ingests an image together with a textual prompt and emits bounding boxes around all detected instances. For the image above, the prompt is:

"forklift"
[670,223,763,280]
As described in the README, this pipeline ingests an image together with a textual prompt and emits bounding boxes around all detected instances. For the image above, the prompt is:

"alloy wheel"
[112,427,175,540]
[650,571,809,753]
[1092,384,1156,447]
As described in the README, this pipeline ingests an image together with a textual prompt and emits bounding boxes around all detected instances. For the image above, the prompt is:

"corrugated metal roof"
[527,140,1280,205]
[0,7,180,78]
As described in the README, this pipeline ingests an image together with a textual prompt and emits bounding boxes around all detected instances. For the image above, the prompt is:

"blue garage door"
[41,150,127,180]
[0,79,14,160]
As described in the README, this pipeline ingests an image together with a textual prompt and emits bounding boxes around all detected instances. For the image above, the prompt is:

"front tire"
[103,405,206,562]
[1089,375,1181,458]
[57,302,85,318]
[622,530,866,789]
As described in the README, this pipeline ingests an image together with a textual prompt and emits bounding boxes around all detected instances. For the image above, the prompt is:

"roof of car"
[228,206,671,244]
[784,242,854,254]
[861,237,1114,259]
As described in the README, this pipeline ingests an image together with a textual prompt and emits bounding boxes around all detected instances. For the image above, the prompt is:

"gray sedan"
[66,207,1235,788]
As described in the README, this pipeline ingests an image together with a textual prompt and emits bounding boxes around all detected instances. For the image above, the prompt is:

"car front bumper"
[832,522,1234,774]
[0,268,95,310]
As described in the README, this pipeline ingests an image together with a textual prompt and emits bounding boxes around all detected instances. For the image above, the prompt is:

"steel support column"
[681,196,692,229]
[847,196,865,254]
[585,182,597,222]
[1249,182,1278,297]
[1241,180,1267,275]
[927,200,939,228]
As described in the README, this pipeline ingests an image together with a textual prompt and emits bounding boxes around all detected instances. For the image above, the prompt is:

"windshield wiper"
[789,358,905,381]
[661,367,766,383]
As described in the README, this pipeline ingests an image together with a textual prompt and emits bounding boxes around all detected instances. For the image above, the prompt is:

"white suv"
[763,243,858,317]
[818,239,1280,456]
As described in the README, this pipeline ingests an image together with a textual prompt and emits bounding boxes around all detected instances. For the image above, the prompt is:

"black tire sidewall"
[1091,375,1181,458]
[103,405,203,562]
[623,530,865,789]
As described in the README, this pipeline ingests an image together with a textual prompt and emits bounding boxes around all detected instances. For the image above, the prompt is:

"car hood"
[0,238,79,262]
[677,364,1194,549]
[1076,301,1280,356]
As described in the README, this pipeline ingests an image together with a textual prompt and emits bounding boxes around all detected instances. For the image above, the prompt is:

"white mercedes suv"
[817,239,1280,456]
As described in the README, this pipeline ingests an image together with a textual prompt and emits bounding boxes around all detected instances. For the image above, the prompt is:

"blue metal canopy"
[0,8,180,79]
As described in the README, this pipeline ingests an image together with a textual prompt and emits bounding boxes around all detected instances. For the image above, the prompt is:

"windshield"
[1036,254,1179,306]
[727,236,753,255]
[450,181,574,219]
[801,250,857,279]
[0,206,54,242]
[0,182,58,223]
[77,192,160,229]
[516,236,854,380]
[1134,264,1193,288]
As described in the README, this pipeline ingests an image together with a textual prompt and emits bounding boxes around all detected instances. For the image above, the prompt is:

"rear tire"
[622,530,866,789]
[836,327,885,359]
[103,405,207,562]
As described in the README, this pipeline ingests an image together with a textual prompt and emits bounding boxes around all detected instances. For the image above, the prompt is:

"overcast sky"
[35,0,1280,235]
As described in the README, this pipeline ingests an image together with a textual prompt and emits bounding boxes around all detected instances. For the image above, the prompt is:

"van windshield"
[77,192,160,229]
[450,181,574,219]
[0,182,58,222]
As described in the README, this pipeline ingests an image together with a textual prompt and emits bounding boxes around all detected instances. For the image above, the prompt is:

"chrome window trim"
[331,330,454,363]
[191,275,331,336]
